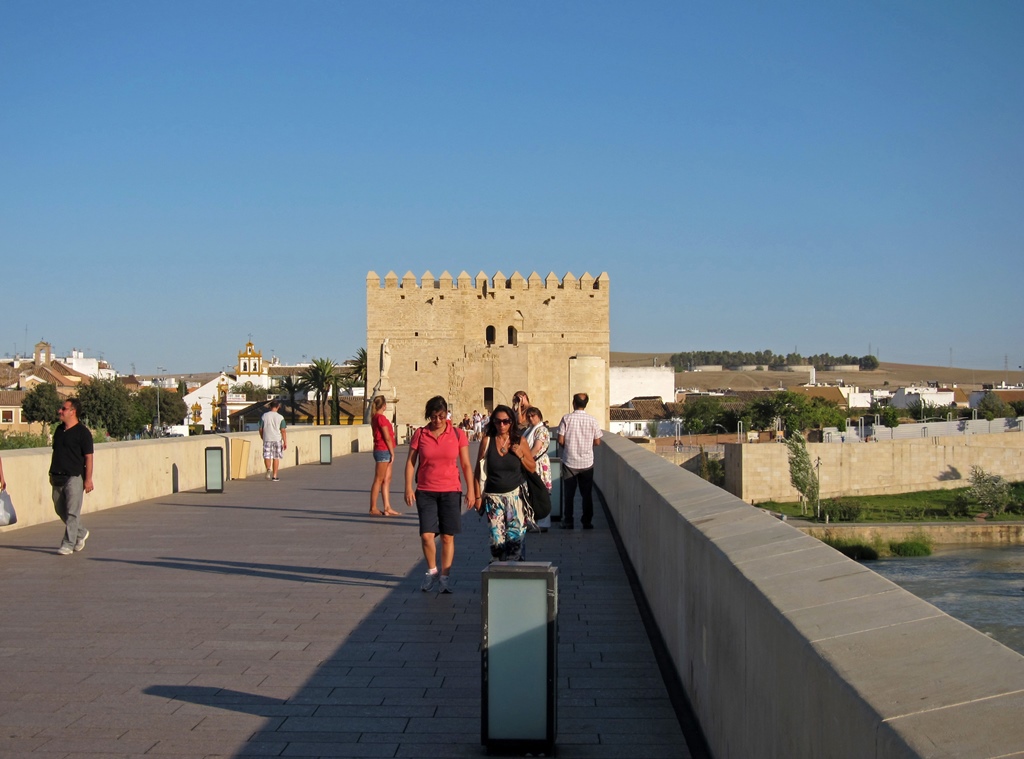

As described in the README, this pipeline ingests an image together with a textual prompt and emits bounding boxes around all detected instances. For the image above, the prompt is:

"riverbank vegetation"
[813,530,934,560]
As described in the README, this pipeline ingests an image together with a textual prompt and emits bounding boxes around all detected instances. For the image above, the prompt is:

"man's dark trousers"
[562,465,594,527]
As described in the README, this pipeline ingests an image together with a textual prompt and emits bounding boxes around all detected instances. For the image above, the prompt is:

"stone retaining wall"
[0,426,372,532]
[596,434,1024,758]
[795,521,1024,545]
[727,433,1024,504]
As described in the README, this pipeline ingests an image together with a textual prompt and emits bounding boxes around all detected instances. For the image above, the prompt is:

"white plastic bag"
[0,490,17,526]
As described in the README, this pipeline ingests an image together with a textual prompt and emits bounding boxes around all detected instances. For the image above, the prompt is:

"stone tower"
[366,270,610,431]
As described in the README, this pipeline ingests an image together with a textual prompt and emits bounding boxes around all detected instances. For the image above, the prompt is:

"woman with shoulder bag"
[474,404,536,562]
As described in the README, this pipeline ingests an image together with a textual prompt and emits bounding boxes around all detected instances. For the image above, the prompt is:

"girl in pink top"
[369,395,399,516]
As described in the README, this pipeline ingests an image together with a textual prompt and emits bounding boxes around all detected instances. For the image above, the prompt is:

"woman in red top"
[404,396,477,594]
[369,395,399,516]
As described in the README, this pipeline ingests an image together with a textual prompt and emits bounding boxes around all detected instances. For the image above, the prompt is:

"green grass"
[889,540,932,557]
[815,530,933,561]
[822,535,880,561]
[763,482,1024,523]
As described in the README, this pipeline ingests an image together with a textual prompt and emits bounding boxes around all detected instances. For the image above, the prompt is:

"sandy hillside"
[610,353,1024,393]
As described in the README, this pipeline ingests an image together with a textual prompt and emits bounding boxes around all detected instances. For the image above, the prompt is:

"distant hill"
[610,352,1024,393]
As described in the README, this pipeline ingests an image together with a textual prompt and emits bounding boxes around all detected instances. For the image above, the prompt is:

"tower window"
[507,326,517,346]
[486,326,496,346]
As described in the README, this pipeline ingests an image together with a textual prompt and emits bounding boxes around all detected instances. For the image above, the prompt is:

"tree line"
[670,350,879,371]
[11,347,370,444]
[20,380,188,440]
[680,391,849,435]
[681,390,1024,436]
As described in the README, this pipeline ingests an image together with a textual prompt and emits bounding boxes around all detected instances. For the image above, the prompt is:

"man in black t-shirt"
[49,397,95,556]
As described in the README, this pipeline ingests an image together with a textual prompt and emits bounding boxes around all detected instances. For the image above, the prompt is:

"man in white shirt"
[556,393,602,530]
[259,400,288,482]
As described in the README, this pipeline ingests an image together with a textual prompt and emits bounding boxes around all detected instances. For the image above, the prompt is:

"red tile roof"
[0,389,27,406]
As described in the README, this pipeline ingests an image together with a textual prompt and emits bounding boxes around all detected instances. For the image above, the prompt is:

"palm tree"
[350,347,367,389]
[342,347,369,419]
[274,375,306,425]
[301,358,337,425]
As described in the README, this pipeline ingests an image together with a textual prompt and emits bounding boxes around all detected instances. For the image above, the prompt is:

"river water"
[870,544,1024,656]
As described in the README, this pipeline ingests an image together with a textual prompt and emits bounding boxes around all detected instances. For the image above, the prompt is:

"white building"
[1,343,116,380]
[58,348,117,380]
[610,367,675,407]
[890,386,955,410]
[180,373,258,431]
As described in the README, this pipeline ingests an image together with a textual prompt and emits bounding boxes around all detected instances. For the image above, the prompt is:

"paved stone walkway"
[0,450,691,758]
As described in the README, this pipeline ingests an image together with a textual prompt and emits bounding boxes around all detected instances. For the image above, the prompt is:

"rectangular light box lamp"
[204,446,224,493]
[319,434,332,464]
[549,459,562,520]
[481,562,558,756]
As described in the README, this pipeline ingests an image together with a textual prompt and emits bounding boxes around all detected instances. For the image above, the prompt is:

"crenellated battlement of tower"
[367,270,609,292]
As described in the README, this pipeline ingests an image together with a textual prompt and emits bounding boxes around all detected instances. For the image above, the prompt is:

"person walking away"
[50,398,94,555]
[475,404,536,561]
[260,400,288,481]
[556,392,603,530]
[404,396,477,594]
[369,395,399,516]
[524,406,552,532]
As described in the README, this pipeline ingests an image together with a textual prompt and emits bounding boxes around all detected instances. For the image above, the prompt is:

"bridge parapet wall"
[0,426,372,532]
[596,434,1024,758]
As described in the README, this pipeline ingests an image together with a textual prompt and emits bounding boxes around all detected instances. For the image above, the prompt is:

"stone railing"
[595,434,1024,758]
[0,425,372,532]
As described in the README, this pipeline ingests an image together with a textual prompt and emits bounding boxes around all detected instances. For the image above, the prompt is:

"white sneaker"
[421,571,438,592]
[265,470,272,480]
[57,545,73,556]
[74,529,90,552]
[439,575,452,594]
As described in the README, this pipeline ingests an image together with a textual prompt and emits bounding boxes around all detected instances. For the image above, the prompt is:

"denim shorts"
[415,491,462,536]
[373,450,392,463]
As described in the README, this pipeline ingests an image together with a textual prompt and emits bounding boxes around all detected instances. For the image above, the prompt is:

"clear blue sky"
[2,1,1021,374]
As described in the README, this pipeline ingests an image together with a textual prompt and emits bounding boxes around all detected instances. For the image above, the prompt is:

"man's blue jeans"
[52,475,85,549]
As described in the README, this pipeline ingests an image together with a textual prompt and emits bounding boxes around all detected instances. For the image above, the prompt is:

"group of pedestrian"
[22,386,598,582]
[458,412,493,441]
[391,387,601,594]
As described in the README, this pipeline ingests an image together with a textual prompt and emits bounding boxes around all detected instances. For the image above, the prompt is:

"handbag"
[520,466,551,520]
[0,490,17,527]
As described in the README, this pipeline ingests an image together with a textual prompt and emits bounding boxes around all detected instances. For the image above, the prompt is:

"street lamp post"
[155,366,166,436]
[815,457,822,519]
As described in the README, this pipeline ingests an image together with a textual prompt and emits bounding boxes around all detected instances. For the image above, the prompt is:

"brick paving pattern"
[0,449,691,758]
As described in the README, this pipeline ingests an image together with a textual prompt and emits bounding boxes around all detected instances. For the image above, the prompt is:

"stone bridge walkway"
[0,449,693,758]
